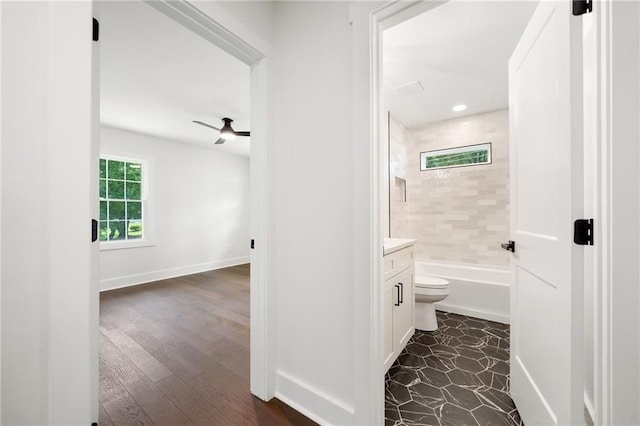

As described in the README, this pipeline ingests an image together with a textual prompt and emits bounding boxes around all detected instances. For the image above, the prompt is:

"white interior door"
[508,1,584,425]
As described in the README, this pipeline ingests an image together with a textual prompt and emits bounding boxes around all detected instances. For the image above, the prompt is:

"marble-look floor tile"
[385,311,524,426]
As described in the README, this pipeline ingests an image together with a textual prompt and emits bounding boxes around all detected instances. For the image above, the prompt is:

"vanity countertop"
[383,238,417,256]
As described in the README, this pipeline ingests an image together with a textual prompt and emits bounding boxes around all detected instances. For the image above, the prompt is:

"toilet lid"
[415,275,449,289]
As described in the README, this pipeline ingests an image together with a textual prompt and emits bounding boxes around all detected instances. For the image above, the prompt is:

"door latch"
[501,240,515,253]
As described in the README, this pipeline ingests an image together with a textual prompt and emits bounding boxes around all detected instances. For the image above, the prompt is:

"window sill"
[99,239,155,251]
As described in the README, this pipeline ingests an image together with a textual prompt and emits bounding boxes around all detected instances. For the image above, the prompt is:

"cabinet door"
[383,279,395,372]
[392,268,414,353]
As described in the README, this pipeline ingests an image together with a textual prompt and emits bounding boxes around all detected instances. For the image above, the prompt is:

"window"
[420,143,492,171]
[100,156,145,243]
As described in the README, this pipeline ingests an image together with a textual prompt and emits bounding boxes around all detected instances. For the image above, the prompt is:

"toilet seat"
[415,275,449,289]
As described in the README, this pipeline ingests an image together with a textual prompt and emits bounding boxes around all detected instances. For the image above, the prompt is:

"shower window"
[420,142,492,171]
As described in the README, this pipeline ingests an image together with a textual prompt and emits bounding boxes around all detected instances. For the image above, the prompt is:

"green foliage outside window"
[100,158,144,241]
[425,150,488,169]
[420,143,492,171]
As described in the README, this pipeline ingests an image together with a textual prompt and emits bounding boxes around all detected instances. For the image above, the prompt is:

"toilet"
[414,275,450,331]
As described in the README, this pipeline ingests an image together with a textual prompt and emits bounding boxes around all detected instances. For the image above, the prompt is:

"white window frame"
[99,153,153,251]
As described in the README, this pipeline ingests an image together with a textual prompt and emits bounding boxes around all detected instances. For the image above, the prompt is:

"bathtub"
[415,260,511,324]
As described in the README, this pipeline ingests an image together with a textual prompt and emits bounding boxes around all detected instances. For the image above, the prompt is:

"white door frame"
[127,0,276,401]
[592,0,640,424]
[365,0,632,423]
[364,2,448,422]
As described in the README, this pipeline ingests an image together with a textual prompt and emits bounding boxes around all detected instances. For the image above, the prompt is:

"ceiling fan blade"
[235,131,251,137]
[214,137,226,144]
[193,120,221,131]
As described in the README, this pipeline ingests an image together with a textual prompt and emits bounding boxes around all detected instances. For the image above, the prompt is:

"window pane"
[108,180,124,199]
[127,202,142,220]
[100,201,107,220]
[125,182,141,200]
[99,221,109,241]
[100,159,106,178]
[108,160,125,180]
[127,220,143,239]
[126,162,142,182]
[100,179,106,198]
[108,220,126,240]
[420,143,491,171]
[109,201,126,220]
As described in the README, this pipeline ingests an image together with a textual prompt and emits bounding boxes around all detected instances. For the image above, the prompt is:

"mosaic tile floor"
[385,311,523,426]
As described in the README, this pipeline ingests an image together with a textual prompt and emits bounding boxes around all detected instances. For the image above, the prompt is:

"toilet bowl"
[414,275,450,331]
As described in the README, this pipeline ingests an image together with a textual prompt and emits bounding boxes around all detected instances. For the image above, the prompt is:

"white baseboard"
[275,370,354,425]
[100,256,250,291]
[435,301,510,325]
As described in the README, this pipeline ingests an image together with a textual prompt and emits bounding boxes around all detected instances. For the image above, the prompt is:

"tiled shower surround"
[389,110,510,267]
[385,311,522,426]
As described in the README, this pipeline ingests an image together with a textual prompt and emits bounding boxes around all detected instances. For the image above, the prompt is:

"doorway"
[91,0,274,422]
[381,3,532,425]
[373,1,592,425]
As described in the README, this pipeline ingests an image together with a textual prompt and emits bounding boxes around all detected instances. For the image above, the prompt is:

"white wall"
[272,2,356,423]
[100,126,250,291]
[2,1,364,424]
[388,115,411,238]
[211,0,274,45]
[404,110,510,267]
[609,1,640,424]
[1,3,49,422]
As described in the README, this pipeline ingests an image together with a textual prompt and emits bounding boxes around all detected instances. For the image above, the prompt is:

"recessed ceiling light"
[452,104,467,112]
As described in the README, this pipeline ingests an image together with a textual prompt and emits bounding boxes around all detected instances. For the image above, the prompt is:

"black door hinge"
[574,219,594,245]
[93,18,99,41]
[91,219,98,242]
[573,0,593,16]
[250,239,255,249]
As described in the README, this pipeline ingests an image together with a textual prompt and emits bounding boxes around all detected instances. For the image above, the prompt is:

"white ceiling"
[383,1,537,128]
[100,1,251,157]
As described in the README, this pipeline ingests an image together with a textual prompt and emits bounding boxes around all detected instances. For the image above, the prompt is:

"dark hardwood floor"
[99,264,316,426]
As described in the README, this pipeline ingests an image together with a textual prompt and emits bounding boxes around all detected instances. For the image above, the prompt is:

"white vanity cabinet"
[383,243,415,373]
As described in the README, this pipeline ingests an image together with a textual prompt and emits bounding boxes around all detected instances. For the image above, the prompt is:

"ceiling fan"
[192,117,250,144]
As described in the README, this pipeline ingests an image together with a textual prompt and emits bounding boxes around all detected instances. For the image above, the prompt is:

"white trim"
[584,390,595,425]
[595,3,612,423]
[99,256,249,292]
[47,3,95,422]
[594,1,640,424]
[99,239,155,251]
[125,0,275,401]
[363,1,449,423]
[143,0,263,66]
[275,370,355,426]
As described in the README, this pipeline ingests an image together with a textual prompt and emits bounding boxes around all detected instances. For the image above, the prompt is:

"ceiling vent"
[396,80,424,97]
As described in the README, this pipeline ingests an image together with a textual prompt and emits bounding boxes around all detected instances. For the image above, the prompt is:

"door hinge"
[573,0,593,16]
[91,219,98,242]
[93,18,99,41]
[250,239,255,249]
[574,219,594,245]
